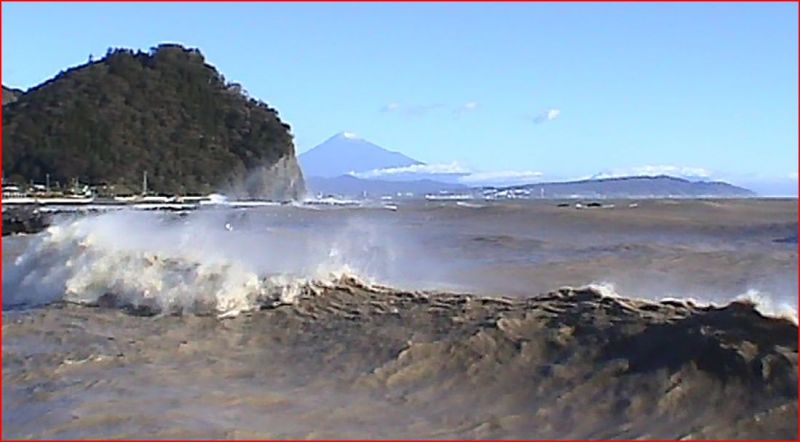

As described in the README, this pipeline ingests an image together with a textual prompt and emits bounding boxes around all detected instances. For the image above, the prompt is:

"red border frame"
[0,1,797,441]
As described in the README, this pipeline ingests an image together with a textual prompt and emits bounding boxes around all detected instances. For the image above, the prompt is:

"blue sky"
[2,2,797,193]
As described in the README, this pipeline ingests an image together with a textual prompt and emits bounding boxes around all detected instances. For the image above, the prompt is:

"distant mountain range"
[487,176,755,199]
[300,132,469,196]
[307,175,465,197]
[298,132,421,178]
[298,132,757,199]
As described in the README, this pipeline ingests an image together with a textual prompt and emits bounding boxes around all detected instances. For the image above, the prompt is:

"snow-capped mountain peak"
[339,131,360,140]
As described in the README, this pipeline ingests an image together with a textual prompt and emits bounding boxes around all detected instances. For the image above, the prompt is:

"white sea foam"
[6,209,795,324]
[3,210,381,317]
[734,289,798,324]
[583,281,798,323]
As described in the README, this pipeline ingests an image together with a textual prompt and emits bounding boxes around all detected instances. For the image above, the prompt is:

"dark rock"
[773,235,797,244]
[2,206,51,235]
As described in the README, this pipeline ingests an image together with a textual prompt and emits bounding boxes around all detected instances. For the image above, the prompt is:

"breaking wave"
[3,210,386,317]
[2,209,798,439]
[584,282,798,325]
[4,210,798,325]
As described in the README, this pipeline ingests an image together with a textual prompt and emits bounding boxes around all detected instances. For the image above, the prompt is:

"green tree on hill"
[2,44,300,196]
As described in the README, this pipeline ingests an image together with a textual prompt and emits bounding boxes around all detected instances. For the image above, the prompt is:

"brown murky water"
[3,199,797,439]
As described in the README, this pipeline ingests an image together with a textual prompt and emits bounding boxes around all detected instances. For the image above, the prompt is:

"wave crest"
[4,210,796,326]
[3,211,378,317]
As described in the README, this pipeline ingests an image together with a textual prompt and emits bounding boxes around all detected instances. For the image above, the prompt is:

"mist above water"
[3,199,796,322]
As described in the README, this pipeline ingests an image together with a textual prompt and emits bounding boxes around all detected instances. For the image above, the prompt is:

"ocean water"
[2,199,797,438]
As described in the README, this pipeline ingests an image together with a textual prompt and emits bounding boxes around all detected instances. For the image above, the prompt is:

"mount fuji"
[298,132,422,178]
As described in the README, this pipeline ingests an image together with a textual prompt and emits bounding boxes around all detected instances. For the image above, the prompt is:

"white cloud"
[350,162,543,187]
[381,102,401,112]
[350,162,470,179]
[383,101,481,117]
[457,170,543,186]
[590,165,712,180]
[533,108,561,124]
[380,102,442,117]
[456,101,479,114]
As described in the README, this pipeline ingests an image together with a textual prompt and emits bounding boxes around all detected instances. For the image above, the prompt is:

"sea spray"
[3,209,386,317]
[5,207,796,324]
[735,288,798,324]
[584,281,798,323]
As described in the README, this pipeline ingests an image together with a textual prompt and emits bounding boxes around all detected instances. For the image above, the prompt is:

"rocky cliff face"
[237,154,306,200]
[2,86,22,105]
